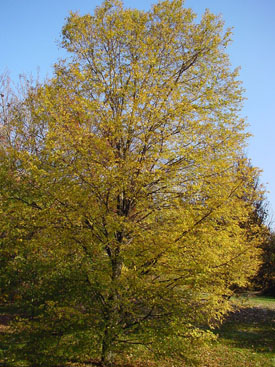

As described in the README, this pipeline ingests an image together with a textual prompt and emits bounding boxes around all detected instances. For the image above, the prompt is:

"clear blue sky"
[1,0,274,226]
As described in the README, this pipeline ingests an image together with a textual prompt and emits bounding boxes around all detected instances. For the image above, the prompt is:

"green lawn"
[1,295,274,366]
[199,295,275,367]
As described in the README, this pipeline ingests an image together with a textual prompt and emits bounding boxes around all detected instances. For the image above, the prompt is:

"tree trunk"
[101,241,123,365]
[101,326,114,366]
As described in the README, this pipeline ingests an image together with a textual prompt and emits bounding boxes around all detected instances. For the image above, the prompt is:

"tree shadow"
[217,305,275,353]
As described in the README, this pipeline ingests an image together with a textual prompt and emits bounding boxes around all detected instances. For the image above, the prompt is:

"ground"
[0,295,274,366]
[199,295,275,367]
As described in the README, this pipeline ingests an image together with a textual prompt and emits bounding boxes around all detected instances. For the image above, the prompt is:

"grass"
[1,295,274,366]
[199,294,275,367]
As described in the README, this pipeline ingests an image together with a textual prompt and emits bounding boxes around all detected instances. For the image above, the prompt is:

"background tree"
[252,216,275,295]
[0,1,267,365]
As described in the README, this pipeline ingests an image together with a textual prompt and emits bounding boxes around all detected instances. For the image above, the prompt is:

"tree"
[0,1,266,365]
[252,232,275,296]
[258,232,275,295]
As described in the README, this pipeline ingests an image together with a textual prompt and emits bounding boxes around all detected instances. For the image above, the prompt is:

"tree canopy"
[0,1,267,365]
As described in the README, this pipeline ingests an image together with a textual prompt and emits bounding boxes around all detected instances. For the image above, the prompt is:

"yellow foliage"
[0,0,267,365]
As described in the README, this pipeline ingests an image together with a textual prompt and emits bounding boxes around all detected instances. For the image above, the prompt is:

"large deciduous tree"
[0,0,266,365]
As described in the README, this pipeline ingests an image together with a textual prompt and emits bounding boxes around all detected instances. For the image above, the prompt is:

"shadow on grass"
[217,305,275,354]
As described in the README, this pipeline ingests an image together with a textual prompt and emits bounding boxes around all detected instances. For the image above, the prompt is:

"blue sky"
[1,0,274,225]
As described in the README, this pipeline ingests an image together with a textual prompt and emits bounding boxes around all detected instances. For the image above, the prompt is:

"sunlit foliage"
[0,1,267,365]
